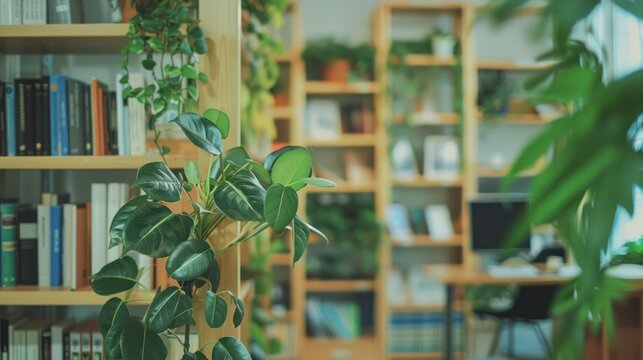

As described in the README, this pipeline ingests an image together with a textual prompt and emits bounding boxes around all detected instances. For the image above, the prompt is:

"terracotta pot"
[323,59,352,83]
[274,92,289,107]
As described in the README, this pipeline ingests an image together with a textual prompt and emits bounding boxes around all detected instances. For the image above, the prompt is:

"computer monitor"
[469,197,531,251]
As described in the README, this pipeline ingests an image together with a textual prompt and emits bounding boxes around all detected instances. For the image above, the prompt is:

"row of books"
[0,184,160,289]
[0,0,134,25]
[0,316,199,360]
[388,312,464,353]
[0,74,146,157]
[305,100,375,140]
[305,298,362,340]
[388,268,445,306]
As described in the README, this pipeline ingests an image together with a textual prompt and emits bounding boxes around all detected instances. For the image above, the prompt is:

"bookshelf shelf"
[305,181,377,194]
[389,352,464,360]
[392,235,464,248]
[394,112,460,126]
[393,177,463,188]
[0,155,195,170]
[306,279,376,292]
[274,51,298,63]
[273,106,294,119]
[305,134,376,147]
[389,302,463,313]
[271,253,292,266]
[475,164,543,178]
[0,287,151,306]
[477,60,556,71]
[391,55,458,67]
[306,81,381,94]
[480,113,554,124]
[0,24,128,54]
[383,3,464,11]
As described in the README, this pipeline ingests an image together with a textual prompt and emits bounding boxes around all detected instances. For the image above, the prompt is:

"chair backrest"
[505,285,559,320]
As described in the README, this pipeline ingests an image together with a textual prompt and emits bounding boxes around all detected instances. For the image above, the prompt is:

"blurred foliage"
[241,0,289,145]
[477,70,514,115]
[609,236,643,267]
[301,37,376,80]
[487,0,643,358]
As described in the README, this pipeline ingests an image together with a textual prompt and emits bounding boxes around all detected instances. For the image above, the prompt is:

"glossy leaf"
[109,196,149,248]
[263,145,302,172]
[292,216,310,265]
[210,147,251,180]
[195,258,221,291]
[204,290,228,328]
[166,239,214,281]
[214,170,266,221]
[198,72,208,84]
[120,317,167,360]
[181,64,198,79]
[133,162,182,202]
[203,108,231,139]
[185,160,200,186]
[264,184,298,231]
[91,257,139,296]
[146,286,181,332]
[304,219,329,244]
[270,147,312,191]
[169,294,193,328]
[104,320,125,359]
[246,160,271,187]
[99,297,130,337]
[302,177,336,189]
[123,202,193,257]
[187,84,198,99]
[230,293,245,328]
[212,337,251,360]
[172,113,223,155]
[152,98,166,115]
[540,67,598,103]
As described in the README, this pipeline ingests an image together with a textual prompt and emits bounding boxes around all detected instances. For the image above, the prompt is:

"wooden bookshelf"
[0,287,151,306]
[0,24,129,54]
[475,164,543,177]
[477,59,556,71]
[393,177,463,188]
[389,352,464,360]
[303,337,378,360]
[480,113,554,124]
[271,253,292,266]
[391,235,464,248]
[305,134,376,147]
[391,54,458,67]
[306,279,376,292]
[0,155,195,170]
[274,50,298,63]
[305,81,380,94]
[273,106,295,119]
[305,181,377,194]
[390,302,463,313]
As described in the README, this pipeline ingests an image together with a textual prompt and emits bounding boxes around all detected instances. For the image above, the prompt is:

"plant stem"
[183,284,193,354]
[153,130,169,165]
[205,155,215,194]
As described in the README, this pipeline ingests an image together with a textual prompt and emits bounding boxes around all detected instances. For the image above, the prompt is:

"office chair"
[475,247,565,358]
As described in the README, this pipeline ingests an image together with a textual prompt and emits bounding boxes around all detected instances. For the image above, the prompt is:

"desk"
[424,265,570,360]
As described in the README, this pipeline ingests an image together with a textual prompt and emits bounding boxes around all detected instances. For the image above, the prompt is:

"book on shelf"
[0,0,23,24]
[306,298,361,340]
[5,83,17,156]
[17,208,38,285]
[48,0,83,24]
[388,311,463,353]
[22,0,47,24]
[0,82,6,156]
[1,200,18,286]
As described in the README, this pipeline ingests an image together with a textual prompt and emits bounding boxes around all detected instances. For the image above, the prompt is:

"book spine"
[50,205,63,287]
[62,204,75,288]
[5,83,16,156]
[37,204,51,287]
[68,80,82,155]
[9,0,22,24]
[90,332,102,360]
[24,79,35,155]
[82,84,92,155]
[0,319,8,360]
[73,206,88,290]
[90,184,107,276]
[48,0,71,24]
[15,80,27,156]
[115,74,126,155]
[68,332,80,360]
[33,81,44,155]
[0,82,6,156]
[41,331,51,360]
[49,76,60,156]
[18,209,38,285]
[90,79,100,156]
[63,331,70,360]
[80,332,90,360]
[128,73,146,156]
[108,92,118,155]
[41,78,51,155]
[58,76,69,156]
[1,203,17,287]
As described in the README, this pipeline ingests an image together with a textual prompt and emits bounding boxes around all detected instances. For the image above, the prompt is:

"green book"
[1,202,17,286]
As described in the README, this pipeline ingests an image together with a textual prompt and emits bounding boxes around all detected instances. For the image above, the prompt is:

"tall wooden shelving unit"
[0,0,243,355]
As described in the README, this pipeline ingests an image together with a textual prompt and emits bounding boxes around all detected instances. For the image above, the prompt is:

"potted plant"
[432,29,456,57]
[301,38,375,82]
[97,1,335,359]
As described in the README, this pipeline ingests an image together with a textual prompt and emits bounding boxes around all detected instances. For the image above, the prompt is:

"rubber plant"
[91,1,335,359]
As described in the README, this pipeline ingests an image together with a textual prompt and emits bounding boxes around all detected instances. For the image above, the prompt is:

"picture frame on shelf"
[344,150,374,183]
[391,139,418,180]
[386,204,414,243]
[423,135,460,180]
[305,99,341,140]
[425,204,454,241]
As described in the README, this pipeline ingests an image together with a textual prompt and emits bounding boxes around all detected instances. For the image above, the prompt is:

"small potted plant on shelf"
[94,1,335,359]
[431,28,456,57]
[301,37,375,82]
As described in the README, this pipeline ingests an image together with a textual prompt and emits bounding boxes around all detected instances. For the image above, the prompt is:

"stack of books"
[305,298,362,339]
[0,0,135,25]
[388,311,463,353]
[0,74,146,157]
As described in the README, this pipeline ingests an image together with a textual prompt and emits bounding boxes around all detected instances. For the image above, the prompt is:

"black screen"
[470,199,530,251]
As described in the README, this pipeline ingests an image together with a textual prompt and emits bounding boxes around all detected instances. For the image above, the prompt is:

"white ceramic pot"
[433,36,455,57]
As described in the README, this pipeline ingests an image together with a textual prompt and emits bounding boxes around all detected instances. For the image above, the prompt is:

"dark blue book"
[50,75,70,156]
[5,83,16,156]
[50,75,61,156]
[50,205,63,287]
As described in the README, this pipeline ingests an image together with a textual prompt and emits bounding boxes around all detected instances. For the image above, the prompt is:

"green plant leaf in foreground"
[264,184,298,231]
[170,294,193,328]
[109,195,150,248]
[166,240,215,281]
[91,257,139,296]
[270,147,312,191]
[212,337,252,360]
[120,317,167,360]
[302,177,336,188]
[99,297,130,337]
[204,290,228,328]
[292,216,310,265]
[133,162,182,202]
[185,160,201,186]
[146,286,182,332]
[172,113,223,155]
[204,108,231,139]
[214,171,266,221]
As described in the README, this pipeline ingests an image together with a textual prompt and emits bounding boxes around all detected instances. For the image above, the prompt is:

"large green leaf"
[230,293,245,328]
[302,177,336,189]
[264,184,298,231]
[146,286,181,333]
[263,145,302,172]
[105,320,125,359]
[292,216,309,265]
[304,219,329,244]
[172,113,223,155]
[169,294,193,328]
[212,337,251,360]
[185,160,201,186]
[246,160,271,187]
[204,290,228,328]
[214,170,266,221]
[203,108,231,139]
[270,148,312,191]
[120,317,167,360]
[540,67,598,103]
[210,147,251,180]
[133,162,182,202]
[91,257,139,296]
[166,240,214,281]
[109,196,150,248]
[123,202,193,257]
[99,297,130,337]
[195,258,221,291]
